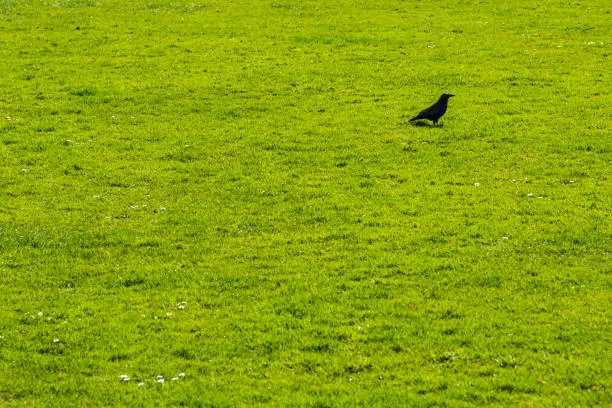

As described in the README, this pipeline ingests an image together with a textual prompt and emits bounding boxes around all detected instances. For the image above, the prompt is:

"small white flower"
[160,207,166,211]
[156,378,165,384]
[93,195,100,199]
[0,335,4,339]
[538,196,543,199]
[171,377,178,381]
[130,205,138,209]
[38,312,43,317]
[53,339,60,344]
[569,180,575,183]
[349,378,353,383]
[357,326,362,331]
[66,140,74,144]
[427,44,435,48]
[21,169,29,173]
[138,382,145,387]
[474,183,479,187]
[503,236,509,241]
[112,115,117,119]
[123,377,130,382]
[166,312,172,316]
[178,305,185,310]
[378,375,383,380]
[178,372,185,378]
[120,374,129,379]
[527,193,533,197]
[511,179,516,182]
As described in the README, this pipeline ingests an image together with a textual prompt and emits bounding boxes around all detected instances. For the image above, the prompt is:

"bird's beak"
[449,94,455,97]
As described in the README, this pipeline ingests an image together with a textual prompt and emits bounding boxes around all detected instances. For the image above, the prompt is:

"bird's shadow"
[411,121,444,128]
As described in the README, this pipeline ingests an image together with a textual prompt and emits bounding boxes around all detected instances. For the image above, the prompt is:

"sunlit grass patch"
[0,0,610,406]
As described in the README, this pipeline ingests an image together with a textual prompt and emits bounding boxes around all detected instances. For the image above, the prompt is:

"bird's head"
[442,93,455,99]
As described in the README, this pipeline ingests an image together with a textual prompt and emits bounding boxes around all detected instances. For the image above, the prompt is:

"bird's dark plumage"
[409,93,455,126]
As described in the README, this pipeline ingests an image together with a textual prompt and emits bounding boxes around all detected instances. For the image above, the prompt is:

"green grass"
[0,0,610,406]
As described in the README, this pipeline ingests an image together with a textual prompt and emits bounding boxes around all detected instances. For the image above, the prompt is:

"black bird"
[409,93,455,126]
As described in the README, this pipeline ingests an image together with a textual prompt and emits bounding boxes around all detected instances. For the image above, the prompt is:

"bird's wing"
[418,107,433,117]
[421,104,437,115]
[410,111,425,121]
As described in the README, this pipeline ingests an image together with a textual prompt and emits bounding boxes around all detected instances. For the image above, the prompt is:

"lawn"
[0,0,610,406]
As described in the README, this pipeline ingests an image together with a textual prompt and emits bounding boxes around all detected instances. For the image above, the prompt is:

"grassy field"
[0,0,610,406]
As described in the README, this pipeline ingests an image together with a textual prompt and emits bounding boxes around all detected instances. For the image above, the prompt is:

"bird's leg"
[433,120,438,127]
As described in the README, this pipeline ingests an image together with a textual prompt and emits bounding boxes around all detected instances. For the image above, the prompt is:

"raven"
[409,93,455,126]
